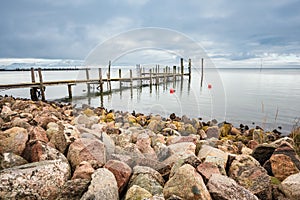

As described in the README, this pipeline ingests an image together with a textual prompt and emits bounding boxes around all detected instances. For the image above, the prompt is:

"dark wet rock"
[206,126,220,139]
[251,143,276,166]
[0,152,28,170]
[104,160,132,194]
[207,174,259,200]
[181,123,197,135]
[71,161,95,180]
[220,123,232,137]
[163,164,211,200]
[0,127,28,156]
[81,168,119,200]
[22,140,68,163]
[56,179,90,200]
[128,166,164,196]
[67,138,106,170]
[228,155,272,200]
[0,159,70,199]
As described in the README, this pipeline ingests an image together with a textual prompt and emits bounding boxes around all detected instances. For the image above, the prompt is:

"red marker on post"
[208,84,212,89]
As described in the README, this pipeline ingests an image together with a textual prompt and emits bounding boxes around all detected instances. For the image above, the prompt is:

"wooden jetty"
[0,58,193,101]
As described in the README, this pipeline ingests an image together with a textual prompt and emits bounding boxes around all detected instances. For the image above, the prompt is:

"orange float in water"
[208,84,212,89]
[170,88,175,94]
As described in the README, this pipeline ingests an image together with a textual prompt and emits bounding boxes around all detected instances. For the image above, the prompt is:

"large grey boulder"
[0,159,70,199]
[80,168,119,200]
[207,174,259,200]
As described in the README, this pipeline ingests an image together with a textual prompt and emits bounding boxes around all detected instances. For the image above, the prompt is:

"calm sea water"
[1,68,299,135]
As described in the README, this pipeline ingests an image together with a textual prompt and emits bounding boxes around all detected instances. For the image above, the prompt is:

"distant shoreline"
[1,67,300,72]
[0,68,85,71]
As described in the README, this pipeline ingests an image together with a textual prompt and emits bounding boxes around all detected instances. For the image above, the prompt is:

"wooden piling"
[188,58,192,76]
[163,68,167,83]
[201,58,204,88]
[173,66,176,81]
[108,61,112,91]
[30,68,38,101]
[85,68,90,94]
[150,69,152,86]
[68,84,73,99]
[37,68,45,101]
[181,58,184,75]
[119,69,122,89]
[130,69,133,86]
[98,68,103,93]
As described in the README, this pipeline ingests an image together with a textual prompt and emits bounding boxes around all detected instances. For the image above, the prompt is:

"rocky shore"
[0,95,300,200]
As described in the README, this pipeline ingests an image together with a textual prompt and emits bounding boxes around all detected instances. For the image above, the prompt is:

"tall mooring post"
[38,68,45,101]
[180,58,184,75]
[30,68,38,101]
[201,58,204,88]
[85,68,90,94]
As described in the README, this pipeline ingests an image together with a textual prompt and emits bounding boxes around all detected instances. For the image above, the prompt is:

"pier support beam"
[85,68,90,94]
[181,58,184,75]
[201,58,204,88]
[67,84,73,99]
[98,68,103,93]
[30,68,38,101]
[38,68,45,101]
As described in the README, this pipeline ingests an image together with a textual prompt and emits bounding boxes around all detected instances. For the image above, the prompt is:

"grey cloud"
[0,0,299,62]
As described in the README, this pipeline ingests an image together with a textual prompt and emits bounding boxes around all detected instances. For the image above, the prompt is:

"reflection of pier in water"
[66,72,189,108]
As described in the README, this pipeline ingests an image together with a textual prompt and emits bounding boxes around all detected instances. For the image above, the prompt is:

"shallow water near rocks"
[1,68,300,135]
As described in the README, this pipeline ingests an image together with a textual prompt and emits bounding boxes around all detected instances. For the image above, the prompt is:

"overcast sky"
[0,0,300,67]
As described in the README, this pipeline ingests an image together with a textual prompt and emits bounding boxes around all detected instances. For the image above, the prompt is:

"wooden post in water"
[188,58,192,83]
[67,84,73,99]
[98,68,103,93]
[155,71,159,85]
[150,69,153,86]
[108,61,111,91]
[98,68,104,107]
[130,69,133,87]
[85,68,90,94]
[30,68,38,101]
[37,68,45,101]
[188,58,192,77]
[180,58,184,75]
[119,69,122,89]
[201,58,204,88]
[173,66,176,81]
[163,67,167,83]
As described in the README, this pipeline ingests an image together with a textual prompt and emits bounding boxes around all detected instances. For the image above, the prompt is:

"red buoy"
[170,88,175,94]
[208,84,212,89]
